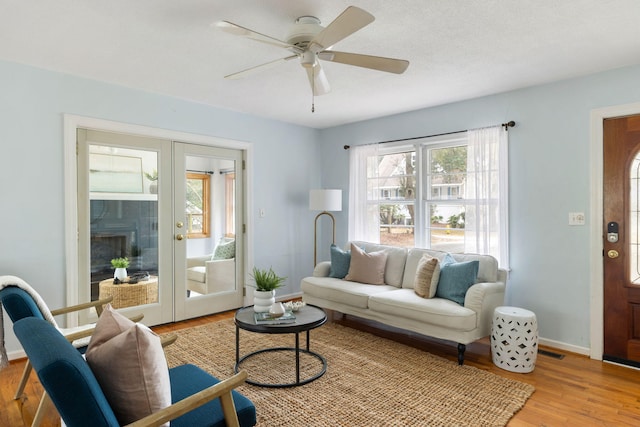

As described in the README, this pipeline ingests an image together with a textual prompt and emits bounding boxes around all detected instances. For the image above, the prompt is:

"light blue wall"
[3,55,640,355]
[0,60,320,355]
[318,63,640,350]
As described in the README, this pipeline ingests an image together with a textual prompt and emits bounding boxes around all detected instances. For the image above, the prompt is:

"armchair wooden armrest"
[125,370,248,427]
[50,296,114,317]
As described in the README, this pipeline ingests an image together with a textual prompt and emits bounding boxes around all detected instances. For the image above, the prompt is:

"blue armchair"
[13,317,256,427]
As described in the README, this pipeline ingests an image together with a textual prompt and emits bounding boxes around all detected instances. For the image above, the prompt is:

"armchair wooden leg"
[14,360,32,399]
[31,391,53,427]
[219,392,240,427]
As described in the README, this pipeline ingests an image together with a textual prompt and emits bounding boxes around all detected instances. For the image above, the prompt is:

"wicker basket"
[98,277,159,309]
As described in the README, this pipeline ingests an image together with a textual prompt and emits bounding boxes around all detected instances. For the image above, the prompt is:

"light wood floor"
[3,309,640,426]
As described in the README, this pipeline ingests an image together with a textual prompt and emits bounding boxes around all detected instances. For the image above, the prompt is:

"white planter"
[253,289,275,312]
[114,268,127,281]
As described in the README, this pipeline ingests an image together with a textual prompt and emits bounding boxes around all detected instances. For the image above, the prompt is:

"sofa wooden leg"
[457,343,466,365]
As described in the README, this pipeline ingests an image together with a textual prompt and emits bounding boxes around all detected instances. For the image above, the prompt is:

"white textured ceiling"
[1,1,640,129]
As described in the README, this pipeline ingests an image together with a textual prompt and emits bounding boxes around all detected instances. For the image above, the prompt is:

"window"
[349,126,508,267]
[186,173,210,238]
[373,150,416,247]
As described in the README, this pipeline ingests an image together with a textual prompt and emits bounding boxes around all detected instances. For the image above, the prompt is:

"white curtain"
[464,126,509,268]
[348,144,380,242]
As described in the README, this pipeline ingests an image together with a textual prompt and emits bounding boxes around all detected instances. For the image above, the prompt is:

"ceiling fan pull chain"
[311,65,316,113]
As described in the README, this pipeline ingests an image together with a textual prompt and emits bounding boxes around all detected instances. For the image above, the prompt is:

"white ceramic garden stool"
[491,306,538,373]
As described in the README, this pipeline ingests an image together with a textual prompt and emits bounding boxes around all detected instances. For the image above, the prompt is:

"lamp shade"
[309,189,342,212]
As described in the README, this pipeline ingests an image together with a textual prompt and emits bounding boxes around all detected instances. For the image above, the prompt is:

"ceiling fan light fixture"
[300,50,317,68]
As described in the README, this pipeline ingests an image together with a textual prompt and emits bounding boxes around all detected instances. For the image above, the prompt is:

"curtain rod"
[186,169,214,174]
[342,121,515,150]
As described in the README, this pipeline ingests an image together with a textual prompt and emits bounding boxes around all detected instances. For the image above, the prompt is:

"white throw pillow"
[85,305,171,426]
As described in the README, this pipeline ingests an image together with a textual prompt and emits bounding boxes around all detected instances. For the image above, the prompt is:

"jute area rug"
[163,319,534,427]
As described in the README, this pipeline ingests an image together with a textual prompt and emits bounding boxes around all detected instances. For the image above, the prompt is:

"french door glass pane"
[185,155,236,298]
[89,145,159,306]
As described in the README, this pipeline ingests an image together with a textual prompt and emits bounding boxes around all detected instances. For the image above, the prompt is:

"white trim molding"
[63,114,253,326]
[589,102,640,360]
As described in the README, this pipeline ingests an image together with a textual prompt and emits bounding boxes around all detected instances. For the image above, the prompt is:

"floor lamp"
[309,189,342,266]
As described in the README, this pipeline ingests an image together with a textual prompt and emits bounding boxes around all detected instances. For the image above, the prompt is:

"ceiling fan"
[217,6,409,105]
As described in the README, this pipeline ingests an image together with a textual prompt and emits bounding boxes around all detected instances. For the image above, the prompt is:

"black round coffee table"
[234,304,327,388]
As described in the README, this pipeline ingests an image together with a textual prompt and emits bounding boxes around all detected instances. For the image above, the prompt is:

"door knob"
[176,234,185,241]
[608,249,619,259]
[176,221,184,228]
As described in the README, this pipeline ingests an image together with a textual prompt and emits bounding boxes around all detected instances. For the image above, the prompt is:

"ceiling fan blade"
[306,63,331,96]
[318,51,409,74]
[216,21,300,52]
[224,55,298,79]
[309,6,374,52]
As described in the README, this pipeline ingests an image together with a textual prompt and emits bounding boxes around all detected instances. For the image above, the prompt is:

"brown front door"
[603,114,640,366]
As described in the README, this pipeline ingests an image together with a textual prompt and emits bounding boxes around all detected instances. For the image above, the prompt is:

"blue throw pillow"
[435,256,479,305]
[329,244,351,278]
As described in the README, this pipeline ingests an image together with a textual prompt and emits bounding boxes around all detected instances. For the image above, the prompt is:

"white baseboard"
[539,336,589,356]
[8,349,26,362]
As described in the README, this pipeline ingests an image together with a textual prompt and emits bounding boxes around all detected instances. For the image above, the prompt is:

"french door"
[77,129,244,326]
[173,142,244,320]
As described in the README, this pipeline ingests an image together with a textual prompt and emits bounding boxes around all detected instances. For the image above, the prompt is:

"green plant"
[144,168,158,181]
[110,257,130,269]
[251,267,286,291]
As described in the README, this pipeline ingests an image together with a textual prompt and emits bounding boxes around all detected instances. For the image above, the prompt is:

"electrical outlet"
[569,212,585,226]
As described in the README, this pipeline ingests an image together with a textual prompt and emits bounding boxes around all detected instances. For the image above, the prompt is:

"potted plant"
[111,257,130,282]
[251,267,286,312]
[144,169,158,194]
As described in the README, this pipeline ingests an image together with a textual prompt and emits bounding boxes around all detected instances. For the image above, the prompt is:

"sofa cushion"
[350,241,407,287]
[187,266,206,283]
[169,364,257,427]
[345,244,388,285]
[329,244,351,278]
[413,255,440,298]
[85,305,171,426]
[369,289,477,331]
[301,276,397,309]
[435,258,479,305]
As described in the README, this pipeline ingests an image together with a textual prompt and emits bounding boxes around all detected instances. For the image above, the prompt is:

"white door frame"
[63,114,253,327]
[589,101,640,360]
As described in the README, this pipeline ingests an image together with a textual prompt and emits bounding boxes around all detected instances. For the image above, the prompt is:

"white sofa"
[301,241,507,364]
